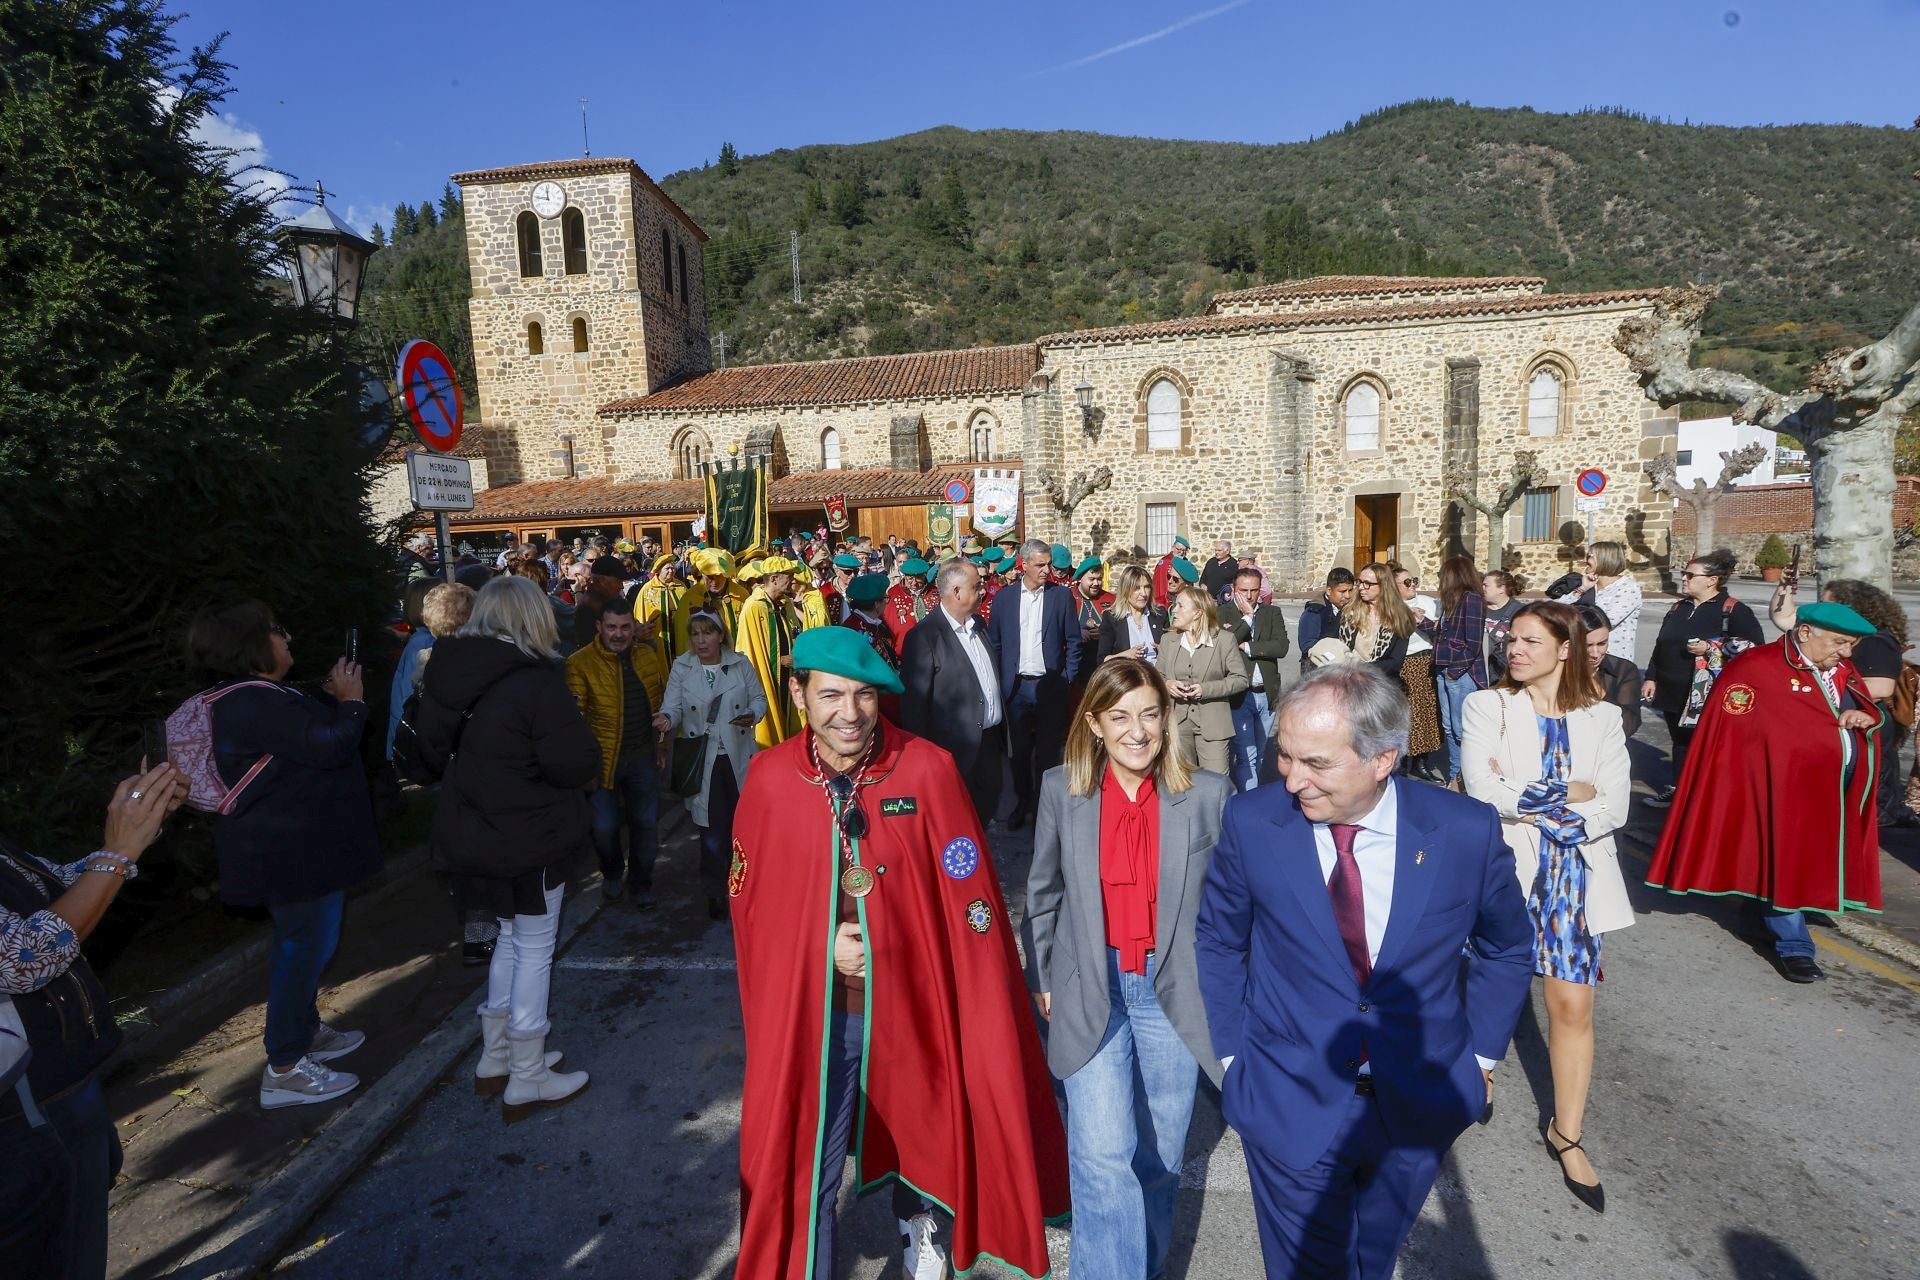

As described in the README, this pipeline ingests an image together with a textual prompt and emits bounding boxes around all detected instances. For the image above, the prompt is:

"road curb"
[163,806,688,1279]
[1833,913,1920,973]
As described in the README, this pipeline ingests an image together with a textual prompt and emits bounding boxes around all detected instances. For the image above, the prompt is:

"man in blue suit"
[984,538,1083,828]
[1196,663,1533,1279]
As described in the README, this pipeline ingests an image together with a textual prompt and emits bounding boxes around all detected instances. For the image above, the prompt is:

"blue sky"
[166,0,1920,235]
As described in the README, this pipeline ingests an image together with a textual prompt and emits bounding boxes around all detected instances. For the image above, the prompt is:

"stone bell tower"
[453,157,711,485]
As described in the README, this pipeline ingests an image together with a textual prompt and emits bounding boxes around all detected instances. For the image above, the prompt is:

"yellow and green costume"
[735,585,799,748]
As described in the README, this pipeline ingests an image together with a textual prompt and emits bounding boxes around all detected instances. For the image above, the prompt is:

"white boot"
[501,1032,588,1121]
[475,1011,562,1096]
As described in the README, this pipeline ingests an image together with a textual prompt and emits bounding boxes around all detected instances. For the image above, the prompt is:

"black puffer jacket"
[416,636,600,880]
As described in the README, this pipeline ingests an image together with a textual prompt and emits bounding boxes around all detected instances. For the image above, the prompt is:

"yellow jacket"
[736,587,799,748]
[564,635,669,788]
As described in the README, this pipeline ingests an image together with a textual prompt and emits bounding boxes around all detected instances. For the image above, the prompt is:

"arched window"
[562,208,587,275]
[571,317,589,352]
[515,212,543,277]
[821,428,842,471]
[672,426,711,479]
[969,411,996,461]
[1146,379,1182,450]
[1527,366,1564,436]
[1344,381,1382,452]
[661,228,674,296]
[678,243,690,307]
[526,321,544,355]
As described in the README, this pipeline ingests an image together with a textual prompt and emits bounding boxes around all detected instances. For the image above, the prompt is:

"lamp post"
[278,182,379,326]
[1075,378,1096,433]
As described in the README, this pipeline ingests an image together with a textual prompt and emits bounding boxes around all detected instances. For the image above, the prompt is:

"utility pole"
[714,332,727,368]
[579,97,590,157]
[790,229,801,305]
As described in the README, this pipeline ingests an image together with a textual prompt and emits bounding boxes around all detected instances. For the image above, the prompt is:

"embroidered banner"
[823,494,850,534]
[972,468,1021,542]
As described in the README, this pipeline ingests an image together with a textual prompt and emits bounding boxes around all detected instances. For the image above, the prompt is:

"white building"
[1676,415,1785,488]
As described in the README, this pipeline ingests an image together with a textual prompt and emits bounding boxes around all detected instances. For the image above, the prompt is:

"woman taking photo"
[1024,658,1230,1279]
[1555,540,1643,661]
[1642,549,1763,807]
[1093,565,1168,667]
[653,610,767,922]
[1461,602,1633,1214]
[1156,585,1250,774]
[186,600,383,1110]
[418,576,600,1119]
[1339,563,1445,780]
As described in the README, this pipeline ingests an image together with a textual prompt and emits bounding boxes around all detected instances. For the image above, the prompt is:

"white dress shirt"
[945,607,1004,729]
[1017,584,1047,676]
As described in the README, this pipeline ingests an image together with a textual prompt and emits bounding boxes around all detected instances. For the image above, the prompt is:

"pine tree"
[718,141,739,176]
[392,200,416,237]
[416,199,437,230]
[0,0,392,848]
[828,177,867,228]
[370,222,386,247]
[438,182,461,222]
[939,167,972,249]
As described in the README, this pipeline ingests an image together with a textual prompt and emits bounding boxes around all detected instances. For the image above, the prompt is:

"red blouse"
[1099,767,1161,975]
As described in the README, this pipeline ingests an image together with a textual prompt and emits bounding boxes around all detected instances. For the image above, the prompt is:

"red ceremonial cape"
[1151,553,1175,607]
[1647,638,1883,913]
[729,728,1070,1279]
[882,583,922,650]
[841,613,902,724]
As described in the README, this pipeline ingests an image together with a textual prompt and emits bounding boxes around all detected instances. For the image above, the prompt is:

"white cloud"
[1035,0,1252,76]
[153,83,291,209]
[341,204,391,238]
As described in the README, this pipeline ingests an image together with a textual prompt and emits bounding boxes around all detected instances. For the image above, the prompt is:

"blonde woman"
[1156,585,1250,774]
[417,576,599,1118]
[1555,540,1642,661]
[1340,563,1443,774]
[1093,564,1168,666]
[1024,658,1230,1279]
[1461,601,1632,1214]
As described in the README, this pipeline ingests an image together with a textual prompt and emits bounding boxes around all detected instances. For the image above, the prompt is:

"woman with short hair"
[1093,565,1167,667]
[1462,601,1633,1213]
[186,600,382,1109]
[1482,570,1521,682]
[1024,658,1230,1279]
[417,576,600,1118]
[653,610,768,921]
[1155,585,1250,774]
[1556,540,1642,661]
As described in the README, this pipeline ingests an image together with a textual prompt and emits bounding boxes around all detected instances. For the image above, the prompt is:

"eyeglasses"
[1679,571,1703,579]
[269,625,291,639]
[827,773,868,841]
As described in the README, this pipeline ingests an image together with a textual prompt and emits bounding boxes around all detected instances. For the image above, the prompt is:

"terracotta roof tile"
[600,346,1038,415]
[454,460,1021,524]
[1039,288,1663,349]
[449,157,706,242]
[1207,275,1546,311]
[377,430,489,466]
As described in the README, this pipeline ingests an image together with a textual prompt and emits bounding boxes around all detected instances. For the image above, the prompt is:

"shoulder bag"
[670,683,724,799]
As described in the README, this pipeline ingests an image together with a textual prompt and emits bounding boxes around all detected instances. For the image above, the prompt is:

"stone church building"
[419,154,1676,589]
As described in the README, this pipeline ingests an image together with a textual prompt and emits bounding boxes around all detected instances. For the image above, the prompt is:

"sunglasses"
[269,625,291,639]
[827,773,868,841]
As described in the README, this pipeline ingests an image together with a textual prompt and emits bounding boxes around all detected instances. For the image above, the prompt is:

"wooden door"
[1351,496,1400,568]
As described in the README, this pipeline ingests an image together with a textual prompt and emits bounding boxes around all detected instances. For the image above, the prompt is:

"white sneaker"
[898,1211,949,1280]
[260,1056,360,1109]
[308,1022,364,1063]
[1645,785,1677,809]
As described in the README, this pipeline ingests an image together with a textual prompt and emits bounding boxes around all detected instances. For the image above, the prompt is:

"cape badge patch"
[880,796,917,817]
[727,839,749,897]
[1722,683,1756,715]
[941,836,979,879]
[965,898,993,934]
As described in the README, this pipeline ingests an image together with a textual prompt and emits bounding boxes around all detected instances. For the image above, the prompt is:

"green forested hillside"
[361,101,1920,396]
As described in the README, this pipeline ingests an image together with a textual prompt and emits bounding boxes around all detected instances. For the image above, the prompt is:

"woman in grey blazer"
[1156,585,1250,774]
[1023,657,1231,1280]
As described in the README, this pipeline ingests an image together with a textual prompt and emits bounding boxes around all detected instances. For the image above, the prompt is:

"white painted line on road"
[555,955,737,973]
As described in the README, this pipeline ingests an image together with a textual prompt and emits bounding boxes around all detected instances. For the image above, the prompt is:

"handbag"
[669,689,725,799]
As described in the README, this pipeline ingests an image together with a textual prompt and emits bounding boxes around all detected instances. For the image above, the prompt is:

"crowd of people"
[2,518,1910,1280]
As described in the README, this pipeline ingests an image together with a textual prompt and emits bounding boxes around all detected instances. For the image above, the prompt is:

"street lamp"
[278,182,378,326]
[1075,378,1096,432]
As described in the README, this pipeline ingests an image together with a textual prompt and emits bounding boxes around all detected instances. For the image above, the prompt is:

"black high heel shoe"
[1543,1119,1605,1213]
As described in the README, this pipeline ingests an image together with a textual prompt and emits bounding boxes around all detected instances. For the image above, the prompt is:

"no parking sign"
[396,340,464,453]
[1575,468,1607,497]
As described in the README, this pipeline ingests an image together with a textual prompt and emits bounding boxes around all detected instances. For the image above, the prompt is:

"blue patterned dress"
[1521,714,1602,985]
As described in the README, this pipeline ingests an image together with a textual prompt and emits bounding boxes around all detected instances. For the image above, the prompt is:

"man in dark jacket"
[901,559,1007,825]
[983,540,1083,829]
[1296,567,1354,672]
[1220,567,1291,791]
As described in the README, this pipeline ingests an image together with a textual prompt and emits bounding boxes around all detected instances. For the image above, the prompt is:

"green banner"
[704,462,768,555]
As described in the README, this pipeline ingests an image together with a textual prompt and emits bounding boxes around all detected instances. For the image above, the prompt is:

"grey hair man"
[901,557,1007,824]
[985,538,1084,828]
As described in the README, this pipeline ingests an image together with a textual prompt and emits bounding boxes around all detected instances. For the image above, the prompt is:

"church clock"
[530,181,566,218]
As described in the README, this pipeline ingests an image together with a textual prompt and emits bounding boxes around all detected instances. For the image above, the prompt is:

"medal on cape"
[841,863,876,898]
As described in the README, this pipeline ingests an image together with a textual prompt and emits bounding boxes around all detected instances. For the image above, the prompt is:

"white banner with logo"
[972,468,1021,541]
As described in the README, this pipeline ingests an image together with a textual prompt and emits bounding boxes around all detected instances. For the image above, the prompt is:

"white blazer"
[1459,687,1636,935]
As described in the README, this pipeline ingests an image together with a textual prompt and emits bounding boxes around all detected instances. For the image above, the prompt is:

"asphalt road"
[275,582,1920,1279]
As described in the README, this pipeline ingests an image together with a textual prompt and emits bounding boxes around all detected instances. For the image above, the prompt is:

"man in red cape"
[730,627,1069,1279]
[1646,600,1883,982]
[882,557,937,651]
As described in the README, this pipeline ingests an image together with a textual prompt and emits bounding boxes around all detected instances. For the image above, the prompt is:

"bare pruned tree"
[1030,464,1112,543]
[1445,449,1540,557]
[1645,440,1770,559]
[1615,285,1920,589]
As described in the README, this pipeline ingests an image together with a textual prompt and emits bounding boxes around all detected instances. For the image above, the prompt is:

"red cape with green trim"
[1647,638,1882,913]
[729,726,1069,1279]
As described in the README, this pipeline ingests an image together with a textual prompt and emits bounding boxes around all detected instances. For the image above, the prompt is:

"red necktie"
[1327,823,1371,988]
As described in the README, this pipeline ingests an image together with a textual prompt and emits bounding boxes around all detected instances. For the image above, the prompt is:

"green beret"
[901,556,931,577]
[1050,543,1072,570]
[792,625,905,693]
[1172,534,1191,549]
[1796,600,1877,638]
[969,555,986,567]
[845,573,888,607]
[1075,556,1103,579]
[982,547,1007,566]
[798,531,814,541]
[832,553,862,570]
[1170,556,1199,583]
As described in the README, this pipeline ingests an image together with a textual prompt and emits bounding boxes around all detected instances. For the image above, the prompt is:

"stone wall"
[1212,277,1544,317]
[1671,477,1920,583]
[607,390,1024,479]
[367,455,492,531]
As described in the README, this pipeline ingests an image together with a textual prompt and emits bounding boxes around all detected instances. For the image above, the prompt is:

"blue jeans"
[816,1012,928,1275]
[1763,908,1815,959]
[590,752,660,889]
[1436,670,1480,780]
[265,891,345,1068]
[1229,692,1269,794]
[0,1076,120,1280]
[1062,949,1200,1280]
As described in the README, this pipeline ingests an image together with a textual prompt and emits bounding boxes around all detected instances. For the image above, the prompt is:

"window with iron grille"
[1146,502,1178,555]
[1522,487,1557,541]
